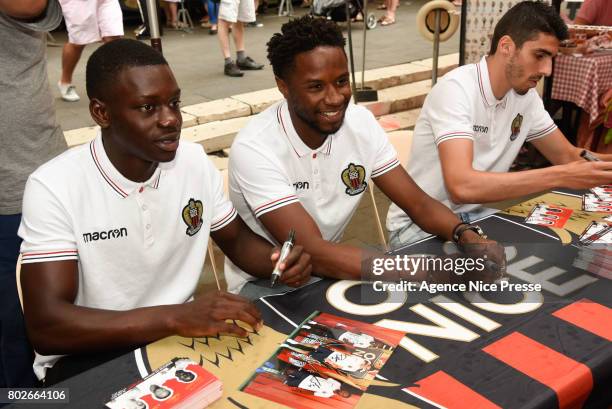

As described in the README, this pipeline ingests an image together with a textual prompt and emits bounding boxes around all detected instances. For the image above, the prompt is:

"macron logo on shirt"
[293,181,310,191]
[83,227,128,243]
[473,124,489,134]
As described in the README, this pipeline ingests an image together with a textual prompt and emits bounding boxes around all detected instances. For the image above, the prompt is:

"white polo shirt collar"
[476,56,507,108]
[277,101,333,158]
[90,132,163,199]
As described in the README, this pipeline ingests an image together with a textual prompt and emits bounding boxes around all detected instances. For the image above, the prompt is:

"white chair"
[206,168,229,291]
[365,130,414,251]
[366,184,388,251]
[177,0,194,31]
[16,253,23,311]
[278,0,294,16]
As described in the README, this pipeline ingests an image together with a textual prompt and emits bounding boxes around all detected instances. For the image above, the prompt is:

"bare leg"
[217,18,232,58]
[385,0,398,22]
[161,2,170,25]
[232,21,245,53]
[101,36,121,43]
[168,2,178,26]
[60,42,85,85]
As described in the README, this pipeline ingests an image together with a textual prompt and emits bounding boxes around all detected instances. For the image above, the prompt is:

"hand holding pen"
[270,229,313,288]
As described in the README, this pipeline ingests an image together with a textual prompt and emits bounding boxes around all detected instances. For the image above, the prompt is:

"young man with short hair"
[18,39,311,384]
[386,1,612,249]
[226,16,503,298]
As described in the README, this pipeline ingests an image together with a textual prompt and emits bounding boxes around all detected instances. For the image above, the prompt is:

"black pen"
[580,150,601,162]
[270,229,296,287]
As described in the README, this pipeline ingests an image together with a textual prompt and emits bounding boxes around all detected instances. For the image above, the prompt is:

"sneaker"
[224,61,244,77]
[247,21,264,28]
[57,82,80,102]
[236,56,264,70]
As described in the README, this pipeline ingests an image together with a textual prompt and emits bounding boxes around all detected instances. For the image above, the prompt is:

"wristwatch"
[452,224,487,243]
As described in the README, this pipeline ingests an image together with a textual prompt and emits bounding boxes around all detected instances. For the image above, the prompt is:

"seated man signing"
[18,39,311,384]
[226,16,504,299]
[387,1,612,249]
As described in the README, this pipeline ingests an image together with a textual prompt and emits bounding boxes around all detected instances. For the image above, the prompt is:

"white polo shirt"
[225,101,399,293]
[18,134,237,379]
[386,56,557,232]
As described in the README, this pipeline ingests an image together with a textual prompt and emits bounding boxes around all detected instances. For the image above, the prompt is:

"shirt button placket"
[137,190,155,247]
[312,153,321,192]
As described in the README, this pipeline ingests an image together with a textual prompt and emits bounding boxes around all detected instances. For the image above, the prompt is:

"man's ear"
[275,76,289,99]
[89,98,110,128]
[497,35,516,57]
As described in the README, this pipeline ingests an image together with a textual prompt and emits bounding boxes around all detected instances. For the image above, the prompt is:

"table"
[22,190,612,409]
[552,52,612,126]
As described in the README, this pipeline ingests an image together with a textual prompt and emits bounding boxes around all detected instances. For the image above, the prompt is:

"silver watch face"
[472,225,484,236]
[455,224,485,242]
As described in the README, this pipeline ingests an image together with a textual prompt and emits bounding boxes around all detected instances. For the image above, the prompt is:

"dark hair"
[489,1,568,54]
[267,15,346,79]
[86,39,168,100]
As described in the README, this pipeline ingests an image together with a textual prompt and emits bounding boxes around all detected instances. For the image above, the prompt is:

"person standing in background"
[57,0,123,102]
[161,0,182,29]
[574,0,612,26]
[205,0,219,34]
[0,0,67,389]
[217,0,264,77]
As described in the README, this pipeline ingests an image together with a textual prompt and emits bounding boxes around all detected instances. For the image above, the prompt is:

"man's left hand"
[459,231,507,283]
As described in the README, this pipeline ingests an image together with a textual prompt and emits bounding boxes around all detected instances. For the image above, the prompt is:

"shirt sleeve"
[525,93,557,143]
[575,0,597,24]
[18,176,78,264]
[362,108,400,178]
[424,78,475,146]
[204,156,238,232]
[3,0,63,32]
[229,141,299,219]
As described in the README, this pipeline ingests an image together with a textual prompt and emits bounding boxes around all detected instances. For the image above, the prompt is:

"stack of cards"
[582,186,612,213]
[106,358,222,409]
[525,204,573,228]
[574,221,612,279]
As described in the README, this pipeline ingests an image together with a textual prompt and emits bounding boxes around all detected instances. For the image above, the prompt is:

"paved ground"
[47,0,459,130]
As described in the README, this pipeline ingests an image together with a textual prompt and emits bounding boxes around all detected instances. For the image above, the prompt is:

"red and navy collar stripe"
[277,104,301,157]
[90,141,129,198]
[476,62,490,107]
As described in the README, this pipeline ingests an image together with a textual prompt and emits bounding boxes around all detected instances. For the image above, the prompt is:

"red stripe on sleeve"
[552,299,612,341]
[404,370,502,409]
[483,332,593,409]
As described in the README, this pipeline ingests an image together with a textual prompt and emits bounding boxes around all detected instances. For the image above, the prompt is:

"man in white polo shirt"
[386,1,612,249]
[17,39,310,384]
[226,16,505,298]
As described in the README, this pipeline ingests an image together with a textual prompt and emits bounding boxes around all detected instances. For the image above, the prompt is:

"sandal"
[377,4,387,9]
[379,16,395,26]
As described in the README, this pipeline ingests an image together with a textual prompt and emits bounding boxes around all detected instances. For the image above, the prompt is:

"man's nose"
[158,106,181,128]
[541,58,553,77]
[324,85,345,106]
